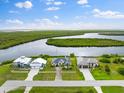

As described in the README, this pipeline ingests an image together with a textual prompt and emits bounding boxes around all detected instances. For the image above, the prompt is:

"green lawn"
[62,56,84,80]
[33,73,56,80]
[34,57,56,80]
[46,38,124,47]
[91,62,124,80]
[30,87,97,93]
[42,58,55,71]
[0,64,28,86]
[7,87,25,93]
[102,86,124,93]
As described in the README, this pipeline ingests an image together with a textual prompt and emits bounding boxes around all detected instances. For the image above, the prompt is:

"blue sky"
[0,0,124,30]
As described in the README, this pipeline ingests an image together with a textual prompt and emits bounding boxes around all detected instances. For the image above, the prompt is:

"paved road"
[0,80,124,92]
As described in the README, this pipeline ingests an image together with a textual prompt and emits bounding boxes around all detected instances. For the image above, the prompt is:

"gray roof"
[52,57,70,65]
[78,57,98,65]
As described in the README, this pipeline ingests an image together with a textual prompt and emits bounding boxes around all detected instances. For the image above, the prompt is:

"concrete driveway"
[78,57,103,93]
[55,67,62,81]
[25,68,40,81]
[24,68,40,93]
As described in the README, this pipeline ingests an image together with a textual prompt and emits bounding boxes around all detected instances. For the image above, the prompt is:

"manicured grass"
[0,64,28,86]
[30,87,97,93]
[42,58,55,71]
[0,31,87,49]
[101,86,124,93]
[46,38,124,47]
[91,62,124,80]
[7,87,25,93]
[34,57,56,80]
[62,56,84,80]
[33,73,56,80]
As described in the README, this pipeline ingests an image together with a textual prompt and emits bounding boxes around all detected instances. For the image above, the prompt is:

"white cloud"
[9,10,19,14]
[15,1,33,9]
[6,19,23,25]
[54,1,65,5]
[54,16,59,19]
[93,9,124,19]
[46,0,65,6]
[46,7,60,11]
[77,0,88,5]
[35,18,62,26]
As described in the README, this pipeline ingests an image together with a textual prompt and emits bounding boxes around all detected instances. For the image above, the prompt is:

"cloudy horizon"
[0,0,124,30]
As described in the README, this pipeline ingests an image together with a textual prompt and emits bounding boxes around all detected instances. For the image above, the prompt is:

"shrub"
[70,53,75,57]
[113,58,124,64]
[118,68,124,75]
[105,65,111,74]
[99,58,110,63]
[87,89,94,93]
[102,54,111,58]
[0,60,13,66]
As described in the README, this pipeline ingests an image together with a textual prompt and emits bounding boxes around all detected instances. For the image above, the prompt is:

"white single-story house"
[78,57,98,68]
[30,58,47,69]
[13,56,32,68]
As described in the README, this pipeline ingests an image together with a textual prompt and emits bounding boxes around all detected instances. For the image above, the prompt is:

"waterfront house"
[52,57,71,66]
[78,57,98,68]
[13,56,32,68]
[30,58,47,69]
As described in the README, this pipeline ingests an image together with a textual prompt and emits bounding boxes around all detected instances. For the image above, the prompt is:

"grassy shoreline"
[46,38,124,47]
[0,31,87,49]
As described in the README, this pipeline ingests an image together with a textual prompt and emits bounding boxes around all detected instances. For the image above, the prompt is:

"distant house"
[13,56,32,68]
[52,57,71,66]
[78,57,98,68]
[30,58,47,69]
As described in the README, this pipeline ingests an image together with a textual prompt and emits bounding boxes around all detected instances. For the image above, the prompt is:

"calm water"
[0,33,124,62]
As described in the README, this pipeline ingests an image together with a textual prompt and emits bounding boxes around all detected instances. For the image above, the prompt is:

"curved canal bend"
[0,33,124,62]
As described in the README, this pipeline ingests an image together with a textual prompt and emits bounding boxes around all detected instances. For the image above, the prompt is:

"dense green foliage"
[118,68,124,75]
[0,31,87,49]
[102,86,124,93]
[99,31,124,36]
[30,87,97,93]
[47,38,124,47]
[104,65,111,74]
[99,58,110,63]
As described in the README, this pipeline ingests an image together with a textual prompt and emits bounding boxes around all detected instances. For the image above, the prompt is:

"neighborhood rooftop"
[13,56,32,64]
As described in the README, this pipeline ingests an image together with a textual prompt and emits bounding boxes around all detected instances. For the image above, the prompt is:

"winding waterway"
[0,33,124,62]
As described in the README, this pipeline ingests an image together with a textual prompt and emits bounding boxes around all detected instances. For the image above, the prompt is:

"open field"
[46,38,124,47]
[0,63,28,86]
[101,86,124,93]
[91,55,124,80]
[30,87,97,93]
